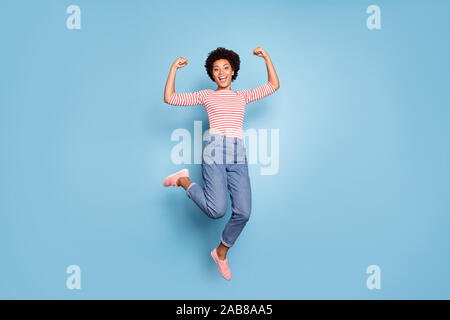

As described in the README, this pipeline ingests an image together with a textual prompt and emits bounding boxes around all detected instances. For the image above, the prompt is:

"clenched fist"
[172,57,188,69]
[253,46,268,58]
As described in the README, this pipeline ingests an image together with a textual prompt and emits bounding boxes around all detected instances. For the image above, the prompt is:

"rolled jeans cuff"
[220,236,233,248]
[186,182,197,198]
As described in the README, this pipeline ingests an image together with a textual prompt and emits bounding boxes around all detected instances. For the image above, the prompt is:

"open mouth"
[218,76,227,82]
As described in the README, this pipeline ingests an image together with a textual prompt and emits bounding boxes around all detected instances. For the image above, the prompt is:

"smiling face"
[212,59,235,90]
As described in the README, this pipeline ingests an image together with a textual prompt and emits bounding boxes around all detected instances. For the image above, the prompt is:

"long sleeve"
[167,90,208,106]
[239,82,276,104]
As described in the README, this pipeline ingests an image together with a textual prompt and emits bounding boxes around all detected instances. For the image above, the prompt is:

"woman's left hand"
[253,46,268,58]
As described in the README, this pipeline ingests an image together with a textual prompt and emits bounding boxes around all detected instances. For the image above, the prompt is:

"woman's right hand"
[172,57,188,69]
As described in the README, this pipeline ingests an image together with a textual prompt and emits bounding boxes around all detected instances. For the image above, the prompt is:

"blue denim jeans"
[186,133,251,248]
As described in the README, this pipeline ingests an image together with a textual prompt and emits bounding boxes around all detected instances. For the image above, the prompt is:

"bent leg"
[186,162,228,219]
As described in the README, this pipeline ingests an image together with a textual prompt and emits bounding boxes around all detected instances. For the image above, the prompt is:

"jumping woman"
[163,46,280,280]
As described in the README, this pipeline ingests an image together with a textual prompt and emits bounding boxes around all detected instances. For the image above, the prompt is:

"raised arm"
[163,57,206,106]
[164,57,188,103]
[253,46,280,90]
[238,47,280,104]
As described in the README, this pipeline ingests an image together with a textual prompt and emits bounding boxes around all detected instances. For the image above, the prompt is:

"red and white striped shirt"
[167,82,276,139]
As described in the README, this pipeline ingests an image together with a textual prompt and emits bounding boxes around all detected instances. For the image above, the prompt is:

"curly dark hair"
[204,47,240,82]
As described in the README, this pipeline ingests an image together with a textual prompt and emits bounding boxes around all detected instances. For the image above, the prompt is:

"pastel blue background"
[1,0,449,299]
